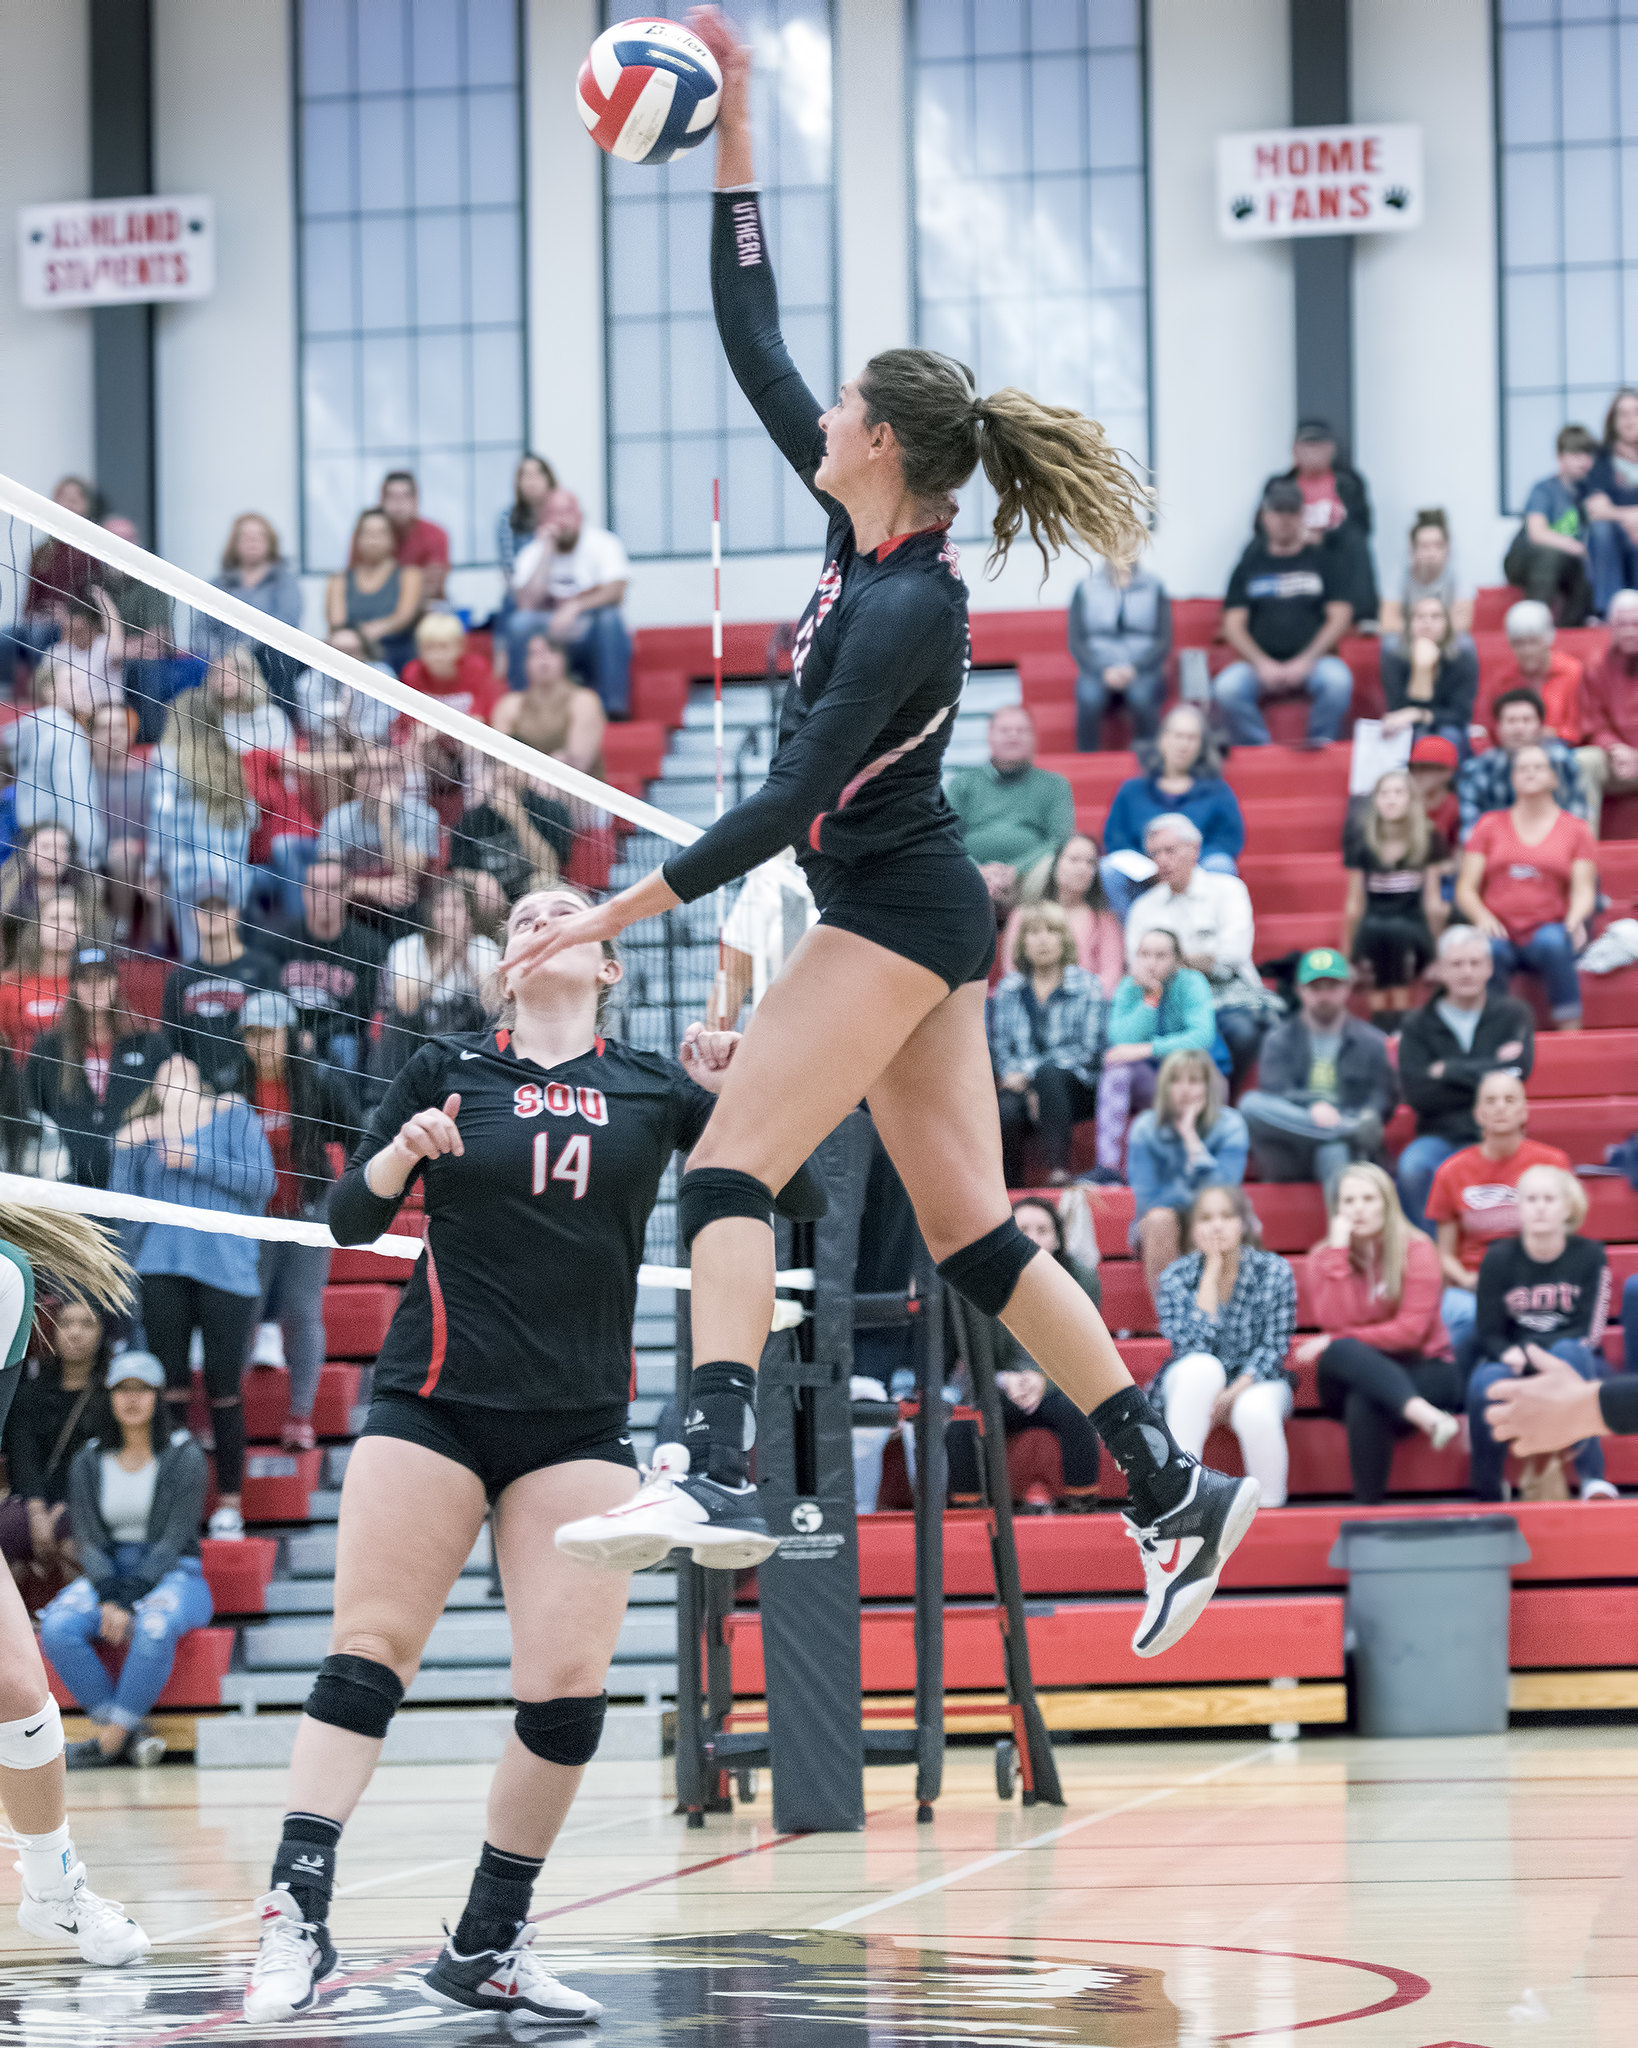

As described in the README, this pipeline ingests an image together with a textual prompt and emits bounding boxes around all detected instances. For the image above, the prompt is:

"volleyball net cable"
[0,470,800,1294]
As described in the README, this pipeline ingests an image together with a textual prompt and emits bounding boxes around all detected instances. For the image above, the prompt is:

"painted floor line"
[813,1746,1275,1930]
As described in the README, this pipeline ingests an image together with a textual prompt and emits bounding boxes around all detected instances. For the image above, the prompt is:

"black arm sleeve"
[711,191,829,501]
[325,1043,446,1246]
[1601,1376,1638,1432]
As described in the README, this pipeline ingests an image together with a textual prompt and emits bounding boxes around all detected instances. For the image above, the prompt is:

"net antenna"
[711,476,728,1026]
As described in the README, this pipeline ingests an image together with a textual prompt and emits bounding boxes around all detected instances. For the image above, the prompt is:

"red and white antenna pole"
[712,477,728,1025]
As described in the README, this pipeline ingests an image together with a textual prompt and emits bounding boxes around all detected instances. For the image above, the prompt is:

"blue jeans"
[1100,849,1239,922]
[507,606,631,718]
[1468,1341,1607,1498]
[41,1553,214,1731]
[1489,923,1582,1022]
[1075,663,1167,751]
[1212,654,1354,746]
[1587,520,1638,616]
[1397,1133,1457,1235]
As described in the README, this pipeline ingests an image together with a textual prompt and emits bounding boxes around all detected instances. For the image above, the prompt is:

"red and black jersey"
[328,1030,716,1414]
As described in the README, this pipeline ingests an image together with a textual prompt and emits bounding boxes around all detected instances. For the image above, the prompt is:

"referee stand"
[672,1112,1062,1830]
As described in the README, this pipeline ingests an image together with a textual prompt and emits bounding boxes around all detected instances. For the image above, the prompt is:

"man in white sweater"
[1126,813,1268,1080]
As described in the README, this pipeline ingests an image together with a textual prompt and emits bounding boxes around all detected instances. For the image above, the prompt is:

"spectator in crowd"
[1342,769,1448,1030]
[201,645,293,757]
[1575,587,1638,837]
[504,488,632,717]
[1426,1069,1571,1358]
[1395,925,1534,1233]
[1240,949,1397,1186]
[1476,601,1583,742]
[0,893,84,1055]
[947,705,1075,915]
[89,703,153,943]
[1301,1164,1461,1504]
[1067,554,1172,751]
[1584,388,1638,616]
[1100,704,1244,919]
[111,1052,275,1541]
[1094,928,1225,1182]
[162,894,281,1092]
[1409,733,1461,847]
[448,762,566,923]
[1456,741,1596,1030]
[945,1196,1104,1512]
[324,509,422,674]
[8,666,99,867]
[1152,1184,1297,1508]
[1125,814,1270,1082]
[999,834,1123,991]
[27,947,163,1189]
[1380,507,1473,639]
[1466,1165,1615,1502]
[99,514,190,728]
[148,691,256,960]
[274,857,386,1073]
[495,452,558,579]
[208,513,305,715]
[1263,416,1378,622]
[1456,688,1586,842]
[240,991,358,1454]
[313,746,441,922]
[17,476,104,661]
[489,627,607,777]
[1504,424,1597,625]
[379,470,448,606]
[1378,595,1478,752]
[295,625,396,754]
[46,594,123,723]
[1214,480,1354,747]
[0,1301,110,1599]
[373,875,500,1084]
[0,824,81,938]
[989,903,1107,1186]
[1126,1048,1248,1300]
[40,1355,212,1767]
[402,613,502,726]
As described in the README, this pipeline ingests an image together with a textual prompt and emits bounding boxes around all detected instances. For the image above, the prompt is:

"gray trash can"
[1327,1515,1531,1737]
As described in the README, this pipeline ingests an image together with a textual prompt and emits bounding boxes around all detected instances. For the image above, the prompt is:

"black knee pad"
[678,1167,774,1253]
[305,1654,405,1739]
[938,1220,1040,1317]
[515,1692,607,1766]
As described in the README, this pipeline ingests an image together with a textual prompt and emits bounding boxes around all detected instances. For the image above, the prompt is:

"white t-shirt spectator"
[295,663,395,747]
[383,931,501,1015]
[722,853,817,1010]
[1126,867,1260,993]
[6,705,102,865]
[510,526,630,605]
[220,702,293,756]
[314,796,441,869]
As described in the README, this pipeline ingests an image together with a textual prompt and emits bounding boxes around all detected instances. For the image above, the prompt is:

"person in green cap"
[1239,951,1398,1188]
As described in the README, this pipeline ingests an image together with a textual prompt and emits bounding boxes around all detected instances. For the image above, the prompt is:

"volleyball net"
[0,469,704,1276]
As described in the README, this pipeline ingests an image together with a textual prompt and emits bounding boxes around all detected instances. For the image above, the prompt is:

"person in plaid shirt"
[1456,689,1585,842]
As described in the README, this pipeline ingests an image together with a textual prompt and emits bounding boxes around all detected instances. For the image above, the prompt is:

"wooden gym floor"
[1,1729,1635,2044]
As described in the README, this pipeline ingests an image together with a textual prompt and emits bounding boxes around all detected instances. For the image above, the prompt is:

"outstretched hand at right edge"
[687,6,754,187]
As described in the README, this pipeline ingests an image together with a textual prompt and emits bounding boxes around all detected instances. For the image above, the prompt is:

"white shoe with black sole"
[242,1887,338,2023]
[16,1863,150,1966]
[1125,1463,1261,1658]
[554,1443,778,1571]
[420,1925,603,2025]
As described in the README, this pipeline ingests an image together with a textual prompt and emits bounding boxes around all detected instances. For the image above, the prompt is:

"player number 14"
[531,1131,591,1200]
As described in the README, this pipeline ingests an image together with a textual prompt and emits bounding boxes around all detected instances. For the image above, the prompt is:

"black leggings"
[998,1063,1099,1182]
[1316,1337,1463,1504]
[947,1388,1102,1497]
[141,1275,259,1494]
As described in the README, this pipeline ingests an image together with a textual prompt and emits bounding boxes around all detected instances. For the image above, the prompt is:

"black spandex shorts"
[359,1389,638,1504]
[807,848,996,990]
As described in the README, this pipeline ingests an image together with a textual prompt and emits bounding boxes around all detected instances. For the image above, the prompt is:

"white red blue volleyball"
[577,18,723,165]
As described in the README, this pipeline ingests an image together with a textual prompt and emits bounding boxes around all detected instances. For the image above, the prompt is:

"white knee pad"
[0,1697,63,1769]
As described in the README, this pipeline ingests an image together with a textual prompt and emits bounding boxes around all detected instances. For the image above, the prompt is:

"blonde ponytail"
[0,1205,133,1316]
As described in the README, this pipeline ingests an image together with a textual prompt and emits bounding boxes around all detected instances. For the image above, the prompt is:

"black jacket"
[1254,1013,1398,1123]
[1379,641,1480,734]
[2,1365,100,1505]
[65,1433,208,1604]
[1263,461,1374,538]
[26,1030,166,1189]
[1397,993,1536,1144]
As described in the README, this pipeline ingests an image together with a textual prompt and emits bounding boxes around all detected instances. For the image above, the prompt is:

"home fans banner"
[17,194,215,308]
[1216,124,1422,241]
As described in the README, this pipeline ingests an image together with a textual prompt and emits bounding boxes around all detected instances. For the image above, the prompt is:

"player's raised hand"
[393,1093,464,1165]
[680,1022,740,1092]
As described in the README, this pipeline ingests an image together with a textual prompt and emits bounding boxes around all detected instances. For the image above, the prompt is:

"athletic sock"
[453,1842,544,1956]
[14,1822,75,1899]
[1091,1386,1195,1524]
[685,1360,757,1488]
[271,1811,343,1925]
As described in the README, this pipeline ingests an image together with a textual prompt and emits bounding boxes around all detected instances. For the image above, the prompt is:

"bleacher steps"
[721,1681,1346,1738]
[197,1704,666,1769]
[1512,1670,1638,1712]
[241,1607,679,1670]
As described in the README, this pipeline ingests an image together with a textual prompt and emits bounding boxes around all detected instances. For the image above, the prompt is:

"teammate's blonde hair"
[1321,1162,1419,1306]
[0,1205,133,1316]
[161,688,249,824]
[859,348,1151,578]
[1518,1162,1588,1232]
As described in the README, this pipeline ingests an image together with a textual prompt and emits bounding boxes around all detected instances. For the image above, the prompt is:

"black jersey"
[660,191,972,908]
[327,1029,716,1413]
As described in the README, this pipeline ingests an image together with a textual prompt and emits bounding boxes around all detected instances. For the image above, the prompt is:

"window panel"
[1031,55,1088,177]
[1501,26,1559,147]
[1563,144,1619,264]
[1565,265,1622,387]
[603,0,835,558]
[1561,23,1618,141]
[1504,148,1562,267]
[296,0,524,567]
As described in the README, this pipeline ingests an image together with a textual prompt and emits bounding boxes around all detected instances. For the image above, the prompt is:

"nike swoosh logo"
[1153,1542,1184,1578]
[23,1723,44,1738]
[460,1051,481,1060]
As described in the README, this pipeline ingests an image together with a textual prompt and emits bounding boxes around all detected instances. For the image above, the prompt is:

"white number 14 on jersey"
[531,1131,591,1200]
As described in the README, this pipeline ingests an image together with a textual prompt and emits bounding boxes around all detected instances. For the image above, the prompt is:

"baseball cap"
[1261,478,1304,515]
[241,990,297,1033]
[69,944,113,975]
[106,1351,165,1393]
[1296,947,1351,985]
[1410,734,1459,770]
[1294,417,1335,443]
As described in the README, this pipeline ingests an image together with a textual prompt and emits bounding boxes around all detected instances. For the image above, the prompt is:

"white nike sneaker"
[17,1862,150,1966]
[421,1923,603,2024]
[555,1443,779,1571]
[208,1503,245,1541]
[243,1887,337,2023]
[1125,1463,1260,1658]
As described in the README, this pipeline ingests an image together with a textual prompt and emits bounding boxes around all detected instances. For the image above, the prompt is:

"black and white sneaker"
[242,1887,337,2023]
[1125,1464,1260,1658]
[554,1443,778,1571]
[421,1925,603,2025]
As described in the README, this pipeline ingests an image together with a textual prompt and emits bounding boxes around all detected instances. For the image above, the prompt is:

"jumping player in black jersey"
[533,8,1258,1657]
[244,885,819,2028]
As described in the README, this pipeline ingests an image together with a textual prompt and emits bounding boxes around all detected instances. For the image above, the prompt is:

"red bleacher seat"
[43,1625,235,1712]
[322,1285,399,1359]
[200,1535,276,1614]
[242,1364,361,1441]
[239,1446,321,1523]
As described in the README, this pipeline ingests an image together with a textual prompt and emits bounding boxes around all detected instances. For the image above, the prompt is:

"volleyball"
[576,18,723,165]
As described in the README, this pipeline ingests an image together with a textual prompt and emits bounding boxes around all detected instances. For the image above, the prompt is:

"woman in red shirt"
[0,891,83,1055]
[1298,1162,1461,1502]
[1455,742,1598,1028]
